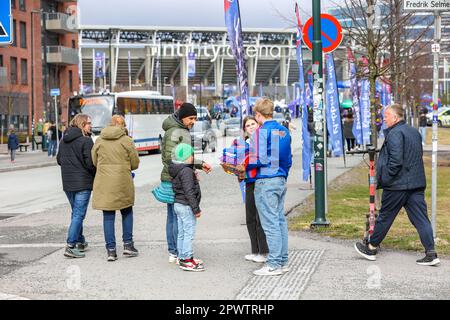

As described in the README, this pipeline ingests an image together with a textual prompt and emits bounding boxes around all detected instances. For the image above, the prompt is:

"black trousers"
[369,189,435,253]
[346,138,355,151]
[245,182,269,254]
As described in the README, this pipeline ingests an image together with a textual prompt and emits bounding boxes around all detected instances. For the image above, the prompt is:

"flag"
[359,79,371,145]
[224,0,250,116]
[348,48,363,145]
[295,3,310,181]
[325,53,343,157]
[188,52,196,78]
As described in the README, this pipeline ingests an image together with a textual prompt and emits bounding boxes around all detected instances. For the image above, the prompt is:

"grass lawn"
[426,127,450,145]
[288,155,450,256]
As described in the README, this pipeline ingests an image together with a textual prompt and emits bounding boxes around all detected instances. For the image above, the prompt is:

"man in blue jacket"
[355,104,440,266]
[248,98,292,276]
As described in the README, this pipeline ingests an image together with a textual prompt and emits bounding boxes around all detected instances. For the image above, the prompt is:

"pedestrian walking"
[47,121,61,157]
[57,114,95,259]
[169,143,205,272]
[91,115,140,262]
[7,128,19,163]
[239,116,269,263]
[418,106,429,146]
[343,114,356,152]
[354,104,440,266]
[247,98,293,276]
[153,102,212,264]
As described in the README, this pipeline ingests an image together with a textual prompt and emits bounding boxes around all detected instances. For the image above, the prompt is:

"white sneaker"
[281,265,290,274]
[253,265,283,276]
[168,253,177,263]
[252,254,267,263]
[245,254,256,261]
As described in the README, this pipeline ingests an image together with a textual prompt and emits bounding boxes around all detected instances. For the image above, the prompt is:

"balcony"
[0,67,8,86]
[46,46,79,65]
[45,13,77,34]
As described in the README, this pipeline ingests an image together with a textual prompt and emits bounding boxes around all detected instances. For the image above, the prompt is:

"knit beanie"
[178,103,197,120]
[174,143,194,162]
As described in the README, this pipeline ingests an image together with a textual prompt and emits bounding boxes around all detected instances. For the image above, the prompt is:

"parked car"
[223,117,241,136]
[190,120,217,153]
[426,107,450,126]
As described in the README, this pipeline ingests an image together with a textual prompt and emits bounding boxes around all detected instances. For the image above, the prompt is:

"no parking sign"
[302,14,343,53]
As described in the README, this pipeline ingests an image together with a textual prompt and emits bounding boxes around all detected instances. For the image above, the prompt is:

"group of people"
[57,114,139,260]
[56,98,440,276]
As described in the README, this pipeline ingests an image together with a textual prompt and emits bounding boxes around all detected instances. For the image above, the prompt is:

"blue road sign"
[50,88,61,97]
[0,0,13,45]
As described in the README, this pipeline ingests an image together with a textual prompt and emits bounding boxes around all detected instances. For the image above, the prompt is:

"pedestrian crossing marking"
[236,249,324,300]
[0,22,8,37]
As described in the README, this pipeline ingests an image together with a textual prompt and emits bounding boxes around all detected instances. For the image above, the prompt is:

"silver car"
[223,117,241,136]
[190,121,217,153]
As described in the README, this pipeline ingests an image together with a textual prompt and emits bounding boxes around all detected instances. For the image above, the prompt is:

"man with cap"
[156,102,212,264]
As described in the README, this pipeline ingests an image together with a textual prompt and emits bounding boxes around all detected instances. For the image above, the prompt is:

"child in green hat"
[168,143,205,272]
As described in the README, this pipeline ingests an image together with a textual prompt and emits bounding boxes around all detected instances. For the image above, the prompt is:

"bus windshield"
[69,95,114,133]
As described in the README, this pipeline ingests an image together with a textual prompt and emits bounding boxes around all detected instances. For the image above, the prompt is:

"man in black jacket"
[355,104,440,266]
[57,114,95,259]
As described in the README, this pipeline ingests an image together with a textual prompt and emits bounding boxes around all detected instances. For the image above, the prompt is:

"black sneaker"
[107,249,118,262]
[123,243,139,257]
[75,242,88,252]
[354,242,377,261]
[417,252,441,266]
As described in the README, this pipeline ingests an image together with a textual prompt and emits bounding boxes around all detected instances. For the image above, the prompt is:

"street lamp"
[30,9,42,151]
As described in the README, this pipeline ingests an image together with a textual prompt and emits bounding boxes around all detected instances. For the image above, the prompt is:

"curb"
[0,162,58,173]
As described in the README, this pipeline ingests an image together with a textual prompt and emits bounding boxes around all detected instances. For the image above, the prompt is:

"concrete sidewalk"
[0,148,57,173]
[1,146,449,300]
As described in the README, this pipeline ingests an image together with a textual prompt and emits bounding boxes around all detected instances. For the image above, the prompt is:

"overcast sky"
[78,0,339,29]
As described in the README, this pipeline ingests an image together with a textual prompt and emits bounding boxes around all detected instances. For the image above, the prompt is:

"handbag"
[151,181,175,204]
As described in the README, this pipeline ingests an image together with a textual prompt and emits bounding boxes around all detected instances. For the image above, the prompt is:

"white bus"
[68,91,174,152]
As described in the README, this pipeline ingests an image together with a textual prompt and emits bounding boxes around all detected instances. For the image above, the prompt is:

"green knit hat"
[173,143,194,162]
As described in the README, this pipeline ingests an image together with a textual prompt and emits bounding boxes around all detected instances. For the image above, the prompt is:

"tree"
[333,0,433,148]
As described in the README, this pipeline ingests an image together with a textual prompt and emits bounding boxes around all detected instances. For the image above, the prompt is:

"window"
[19,0,25,11]
[12,20,17,47]
[11,0,16,9]
[0,55,3,67]
[21,59,28,85]
[20,22,27,49]
[69,70,73,92]
[10,57,18,85]
[72,40,76,49]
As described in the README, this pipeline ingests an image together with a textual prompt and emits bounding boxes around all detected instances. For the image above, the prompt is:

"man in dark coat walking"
[354,104,440,266]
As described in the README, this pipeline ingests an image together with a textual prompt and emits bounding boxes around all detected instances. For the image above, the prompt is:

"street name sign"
[404,0,450,11]
[0,0,12,45]
[302,14,343,53]
[50,88,61,97]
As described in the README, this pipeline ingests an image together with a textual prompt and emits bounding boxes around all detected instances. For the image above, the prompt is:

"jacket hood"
[63,127,84,143]
[162,111,186,132]
[100,126,126,140]
[168,161,193,178]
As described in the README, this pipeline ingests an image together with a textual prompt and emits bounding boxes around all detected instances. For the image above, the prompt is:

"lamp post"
[30,9,42,151]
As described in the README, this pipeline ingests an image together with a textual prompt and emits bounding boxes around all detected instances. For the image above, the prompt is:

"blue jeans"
[167,203,178,255]
[103,207,134,250]
[65,190,91,246]
[174,203,197,260]
[254,177,288,269]
[48,140,57,156]
[419,126,427,145]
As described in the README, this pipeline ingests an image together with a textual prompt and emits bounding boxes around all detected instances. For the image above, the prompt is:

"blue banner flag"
[347,48,363,145]
[325,54,343,157]
[359,79,371,145]
[224,0,250,116]
[295,3,310,181]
